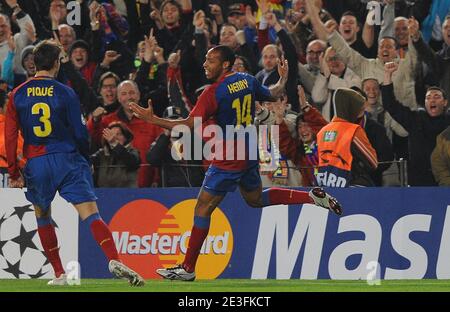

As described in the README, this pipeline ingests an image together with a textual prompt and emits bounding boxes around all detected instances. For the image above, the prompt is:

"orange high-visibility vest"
[0,114,25,169]
[316,121,359,187]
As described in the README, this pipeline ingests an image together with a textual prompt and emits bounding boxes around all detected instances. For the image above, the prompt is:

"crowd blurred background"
[0,0,449,188]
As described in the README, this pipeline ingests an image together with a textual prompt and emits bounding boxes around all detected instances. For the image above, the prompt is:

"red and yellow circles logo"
[109,199,233,279]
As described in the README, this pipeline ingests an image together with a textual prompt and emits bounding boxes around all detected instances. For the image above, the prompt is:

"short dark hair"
[33,40,61,71]
[160,0,182,15]
[426,86,447,100]
[221,22,238,32]
[340,11,360,28]
[210,45,236,70]
[380,36,399,49]
[341,11,357,20]
[235,55,251,72]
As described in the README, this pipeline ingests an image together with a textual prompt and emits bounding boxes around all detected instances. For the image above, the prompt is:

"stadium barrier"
[2,187,448,280]
[0,159,409,188]
[89,158,410,187]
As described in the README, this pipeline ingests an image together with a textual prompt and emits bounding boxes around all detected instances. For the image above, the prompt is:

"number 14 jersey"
[189,72,273,171]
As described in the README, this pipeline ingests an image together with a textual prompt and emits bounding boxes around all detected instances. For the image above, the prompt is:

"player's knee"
[195,201,215,217]
[34,206,50,218]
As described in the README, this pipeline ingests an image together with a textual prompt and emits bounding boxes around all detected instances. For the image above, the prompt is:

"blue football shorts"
[23,152,97,211]
[201,163,262,196]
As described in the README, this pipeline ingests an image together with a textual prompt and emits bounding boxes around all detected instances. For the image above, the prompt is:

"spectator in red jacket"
[87,80,163,187]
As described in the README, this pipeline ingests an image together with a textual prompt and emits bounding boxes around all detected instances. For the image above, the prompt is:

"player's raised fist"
[408,17,420,41]
[384,61,399,74]
[277,55,289,82]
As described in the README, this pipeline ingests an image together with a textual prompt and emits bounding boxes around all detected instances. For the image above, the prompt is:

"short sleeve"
[189,85,218,120]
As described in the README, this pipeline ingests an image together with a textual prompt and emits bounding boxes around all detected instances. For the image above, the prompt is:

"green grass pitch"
[0,279,449,292]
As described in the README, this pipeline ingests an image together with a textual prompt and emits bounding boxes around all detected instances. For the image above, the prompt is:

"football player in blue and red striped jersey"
[5,40,144,286]
[130,45,343,281]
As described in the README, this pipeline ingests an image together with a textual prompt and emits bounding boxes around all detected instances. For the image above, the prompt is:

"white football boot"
[309,187,343,215]
[47,274,68,286]
[109,260,145,286]
[156,264,196,281]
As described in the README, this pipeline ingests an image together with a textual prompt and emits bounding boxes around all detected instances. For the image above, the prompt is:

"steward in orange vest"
[1,91,26,187]
[317,88,378,187]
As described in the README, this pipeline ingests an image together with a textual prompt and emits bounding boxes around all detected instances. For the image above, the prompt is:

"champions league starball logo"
[0,205,53,279]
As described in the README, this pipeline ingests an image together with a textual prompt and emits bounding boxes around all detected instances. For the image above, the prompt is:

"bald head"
[58,24,76,52]
[306,39,326,67]
[118,80,140,111]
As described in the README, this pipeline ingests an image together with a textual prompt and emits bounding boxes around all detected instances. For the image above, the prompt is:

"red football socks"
[183,225,209,273]
[262,187,313,206]
[90,219,119,262]
[37,224,65,278]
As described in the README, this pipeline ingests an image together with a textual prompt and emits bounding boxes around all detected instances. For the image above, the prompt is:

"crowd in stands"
[0,0,449,187]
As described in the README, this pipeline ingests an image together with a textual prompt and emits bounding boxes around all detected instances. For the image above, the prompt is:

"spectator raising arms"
[276,86,328,186]
[381,61,450,186]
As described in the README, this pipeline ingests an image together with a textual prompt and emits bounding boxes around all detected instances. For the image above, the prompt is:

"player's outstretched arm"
[268,56,288,98]
[129,99,195,130]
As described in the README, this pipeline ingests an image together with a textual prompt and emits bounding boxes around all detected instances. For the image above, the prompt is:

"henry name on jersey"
[227,79,249,94]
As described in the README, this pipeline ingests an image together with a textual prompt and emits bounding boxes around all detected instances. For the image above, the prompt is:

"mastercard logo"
[109,199,233,279]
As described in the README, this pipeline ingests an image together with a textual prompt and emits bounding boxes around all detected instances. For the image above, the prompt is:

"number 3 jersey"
[5,76,90,179]
[189,72,272,171]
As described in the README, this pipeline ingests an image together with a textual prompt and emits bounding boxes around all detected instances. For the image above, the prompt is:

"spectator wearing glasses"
[232,55,252,73]
[86,72,120,151]
[298,39,327,95]
[87,80,163,187]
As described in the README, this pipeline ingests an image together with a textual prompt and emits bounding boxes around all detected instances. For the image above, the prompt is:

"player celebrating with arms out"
[5,40,144,286]
[130,45,342,281]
